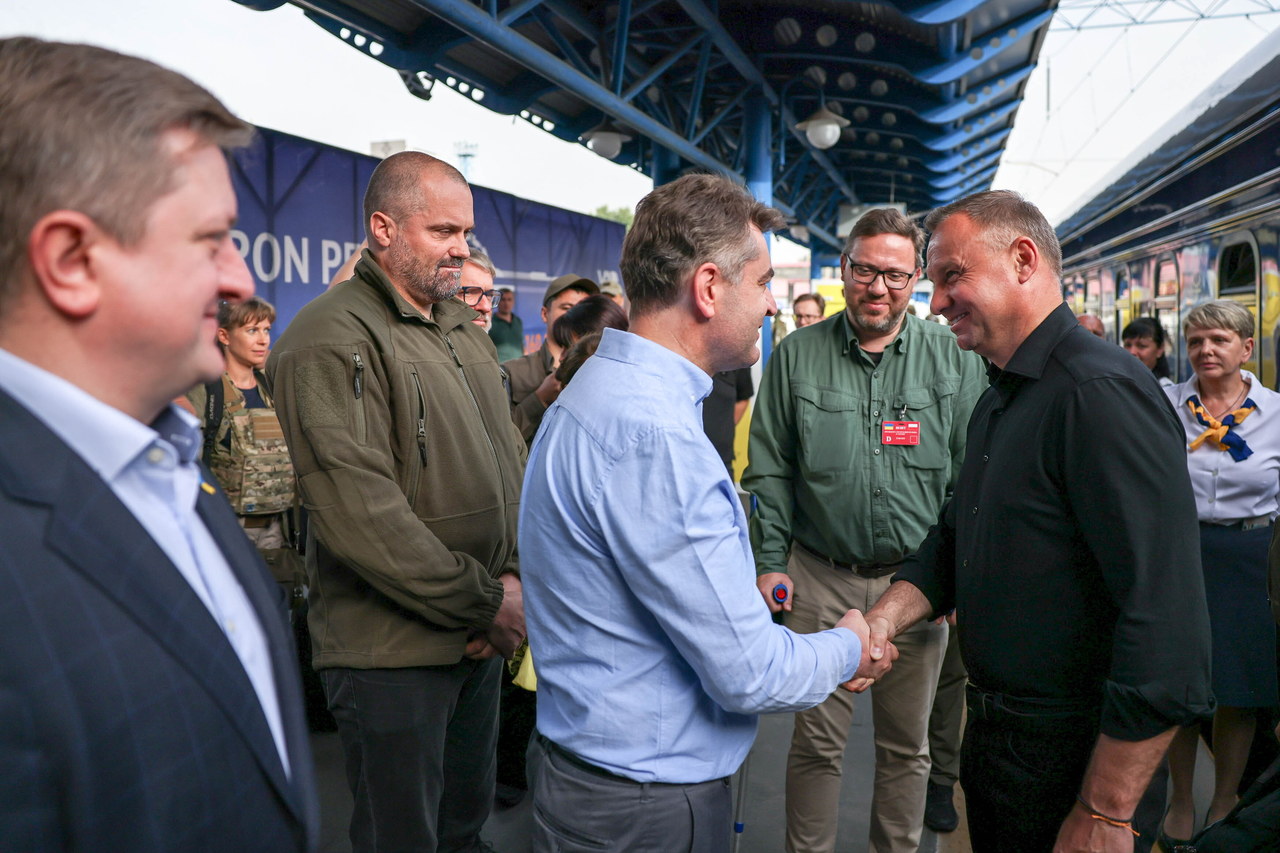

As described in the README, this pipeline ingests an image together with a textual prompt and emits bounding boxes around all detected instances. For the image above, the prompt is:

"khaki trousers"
[928,623,966,787]
[783,545,947,853]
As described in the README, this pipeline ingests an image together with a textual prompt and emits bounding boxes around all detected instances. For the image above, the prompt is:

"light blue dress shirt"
[1167,369,1280,523]
[0,348,291,776]
[521,329,860,784]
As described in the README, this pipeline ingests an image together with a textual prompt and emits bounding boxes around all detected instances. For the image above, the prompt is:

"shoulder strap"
[201,377,224,468]
[254,368,273,405]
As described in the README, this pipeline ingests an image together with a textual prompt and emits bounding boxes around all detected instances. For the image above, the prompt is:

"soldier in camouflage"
[183,296,296,552]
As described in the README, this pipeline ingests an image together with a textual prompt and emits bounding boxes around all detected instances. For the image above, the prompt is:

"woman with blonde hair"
[1161,300,1280,848]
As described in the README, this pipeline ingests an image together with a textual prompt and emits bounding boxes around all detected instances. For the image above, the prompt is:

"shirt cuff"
[1100,679,1216,740]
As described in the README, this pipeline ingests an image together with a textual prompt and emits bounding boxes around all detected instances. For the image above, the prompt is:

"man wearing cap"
[600,279,626,308]
[503,273,599,443]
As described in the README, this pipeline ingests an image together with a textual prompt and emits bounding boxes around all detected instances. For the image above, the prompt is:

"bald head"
[1077,314,1105,337]
[362,151,467,245]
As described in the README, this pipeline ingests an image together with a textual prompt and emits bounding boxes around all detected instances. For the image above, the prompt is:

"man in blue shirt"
[520,173,895,853]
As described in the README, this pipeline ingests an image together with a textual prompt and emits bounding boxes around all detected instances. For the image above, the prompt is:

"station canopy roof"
[233,0,1057,254]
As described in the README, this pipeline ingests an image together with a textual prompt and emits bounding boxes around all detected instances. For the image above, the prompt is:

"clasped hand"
[754,574,897,692]
[837,610,897,692]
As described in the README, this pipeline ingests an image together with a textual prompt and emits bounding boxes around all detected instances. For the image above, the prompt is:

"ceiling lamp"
[580,120,633,160]
[795,104,849,150]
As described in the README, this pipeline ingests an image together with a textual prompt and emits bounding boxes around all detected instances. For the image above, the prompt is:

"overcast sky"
[4,0,1278,226]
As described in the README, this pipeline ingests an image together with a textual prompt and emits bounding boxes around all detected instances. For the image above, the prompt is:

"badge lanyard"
[882,403,920,445]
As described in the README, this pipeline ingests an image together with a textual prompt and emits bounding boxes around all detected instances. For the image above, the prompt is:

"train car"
[1055,29,1280,389]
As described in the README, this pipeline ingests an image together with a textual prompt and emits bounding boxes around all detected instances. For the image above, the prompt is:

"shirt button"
[963,559,969,568]
[873,448,881,455]
[874,488,883,496]
[983,455,989,462]
[873,410,881,418]
[1208,498,1215,504]
[146,447,165,464]
[971,506,978,514]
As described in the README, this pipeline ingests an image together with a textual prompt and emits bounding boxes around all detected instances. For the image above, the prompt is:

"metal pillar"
[744,91,775,364]
[651,145,682,187]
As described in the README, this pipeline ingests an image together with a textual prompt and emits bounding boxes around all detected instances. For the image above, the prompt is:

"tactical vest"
[204,374,296,516]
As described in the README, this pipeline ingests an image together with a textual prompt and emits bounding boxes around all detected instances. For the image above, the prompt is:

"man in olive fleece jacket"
[269,152,525,853]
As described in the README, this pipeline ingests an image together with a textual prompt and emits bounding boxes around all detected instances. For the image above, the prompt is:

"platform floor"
[312,704,1215,853]
[312,705,966,853]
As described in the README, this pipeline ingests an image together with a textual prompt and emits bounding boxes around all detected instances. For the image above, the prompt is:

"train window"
[1218,240,1257,295]
[1157,260,1178,297]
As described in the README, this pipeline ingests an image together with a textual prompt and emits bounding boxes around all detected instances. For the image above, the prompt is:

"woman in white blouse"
[1160,300,1280,847]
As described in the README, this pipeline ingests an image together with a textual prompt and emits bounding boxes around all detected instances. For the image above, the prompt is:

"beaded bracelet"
[1075,795,1140,837]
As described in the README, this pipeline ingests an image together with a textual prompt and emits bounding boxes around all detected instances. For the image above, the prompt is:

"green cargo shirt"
[268,251,525,669]
[744,312,986,575]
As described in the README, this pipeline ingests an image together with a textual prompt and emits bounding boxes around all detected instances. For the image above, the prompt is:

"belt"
[796,541,900,578]
[538,735,728,787]
[965,683,1101,728]
[240,515,275,528]
[1200,515,1272,532]
[539,735,637,784]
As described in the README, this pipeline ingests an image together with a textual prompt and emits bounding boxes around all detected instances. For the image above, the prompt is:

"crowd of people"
[3,34,1280,853]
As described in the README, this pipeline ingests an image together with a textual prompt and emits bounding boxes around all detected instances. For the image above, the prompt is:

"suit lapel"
[0,390,307,829]
[195,485,318,833]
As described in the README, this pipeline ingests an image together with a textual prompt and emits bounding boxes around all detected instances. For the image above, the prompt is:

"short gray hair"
[0,37,252,320]
[924,190,1062,278]
[465,245,497,278]
[362,150,467,244]
[1185,300,1254,340]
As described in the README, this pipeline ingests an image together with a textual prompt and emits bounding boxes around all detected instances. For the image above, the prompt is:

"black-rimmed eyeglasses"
[459,287,497,306]
[843,255,917,290]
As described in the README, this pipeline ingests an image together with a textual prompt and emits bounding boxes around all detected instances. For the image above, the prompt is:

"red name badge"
[882,421,921,445]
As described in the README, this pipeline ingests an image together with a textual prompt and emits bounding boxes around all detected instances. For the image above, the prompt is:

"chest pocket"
[795,384,861,475]
[894,385,955,471]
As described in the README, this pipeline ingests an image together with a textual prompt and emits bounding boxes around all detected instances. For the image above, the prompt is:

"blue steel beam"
[400,0,731,174]
[916,10,1054,84]
[610,0,631,95]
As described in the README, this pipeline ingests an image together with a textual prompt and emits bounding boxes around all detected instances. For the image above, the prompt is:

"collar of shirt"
[1170,369,1268,413]
[836,311,912,360]
[594,327,714,407]
[0,347,202,481]
[988,302,1077,391]
[355,249,473,333]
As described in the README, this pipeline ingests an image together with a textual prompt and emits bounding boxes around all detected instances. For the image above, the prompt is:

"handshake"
[757,573,899,694]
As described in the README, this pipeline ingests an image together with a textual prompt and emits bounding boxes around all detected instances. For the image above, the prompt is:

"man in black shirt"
[865,190,1213,851]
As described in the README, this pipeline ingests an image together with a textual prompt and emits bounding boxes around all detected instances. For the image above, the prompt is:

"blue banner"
[229,125,626,350]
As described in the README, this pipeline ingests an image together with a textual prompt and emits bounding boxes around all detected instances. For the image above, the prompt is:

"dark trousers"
[323,659,501,853]
[960,692,1099,852]
[529,736,732,853]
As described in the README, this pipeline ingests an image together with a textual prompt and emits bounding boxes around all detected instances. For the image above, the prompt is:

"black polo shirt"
[897,303,1214,740]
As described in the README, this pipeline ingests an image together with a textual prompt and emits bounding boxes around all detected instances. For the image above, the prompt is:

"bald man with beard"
[270,151,526,853]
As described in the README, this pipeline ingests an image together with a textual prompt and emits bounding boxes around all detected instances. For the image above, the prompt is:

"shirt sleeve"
[742,342,799,577]
[894,499,956,619]
[269,341,503,630]
[1063,377,1214,738]
[596,426,861,714]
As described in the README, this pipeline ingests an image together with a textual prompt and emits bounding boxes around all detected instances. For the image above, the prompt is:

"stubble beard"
[387,238,464,305]
[849,300,908,336]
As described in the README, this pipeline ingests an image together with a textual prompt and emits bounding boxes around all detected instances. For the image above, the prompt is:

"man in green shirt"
[489,287,525,362]
[743,208,985,853]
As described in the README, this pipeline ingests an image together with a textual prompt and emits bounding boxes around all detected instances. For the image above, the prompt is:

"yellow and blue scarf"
[1187,394,1256,462]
